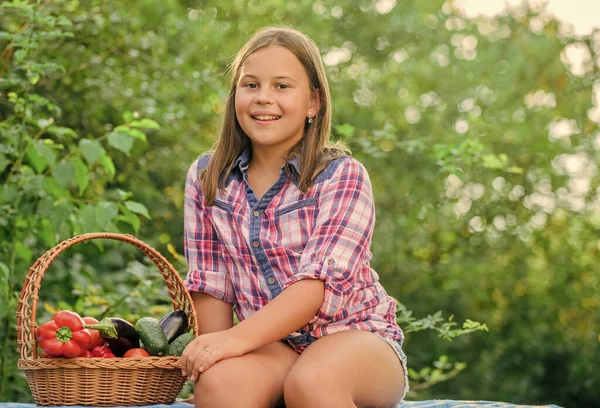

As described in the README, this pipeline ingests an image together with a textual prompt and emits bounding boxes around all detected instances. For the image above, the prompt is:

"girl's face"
[235,45,319,156]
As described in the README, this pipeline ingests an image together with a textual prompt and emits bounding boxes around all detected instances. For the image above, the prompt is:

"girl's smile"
[250,111,281,124]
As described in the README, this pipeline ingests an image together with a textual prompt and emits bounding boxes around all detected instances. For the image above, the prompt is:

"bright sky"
[456,0,600,36]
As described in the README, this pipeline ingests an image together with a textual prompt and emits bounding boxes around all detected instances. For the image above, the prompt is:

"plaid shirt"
[183,149,403,352]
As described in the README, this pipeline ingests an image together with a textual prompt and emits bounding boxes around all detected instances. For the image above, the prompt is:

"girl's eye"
[246,83,257,89]
[277,84,289,89]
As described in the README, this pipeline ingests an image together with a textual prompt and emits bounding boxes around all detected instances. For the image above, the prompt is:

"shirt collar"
[233,146,251,172]
[232,147,301,176]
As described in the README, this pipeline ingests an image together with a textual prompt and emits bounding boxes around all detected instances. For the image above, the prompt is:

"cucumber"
[136,317,169,356]
[166,332,195,356]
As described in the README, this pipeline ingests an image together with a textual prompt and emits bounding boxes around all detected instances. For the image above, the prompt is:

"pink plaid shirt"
[183,149,403,352]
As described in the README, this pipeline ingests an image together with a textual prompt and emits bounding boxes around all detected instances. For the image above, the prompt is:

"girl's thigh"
[284,330,405,408]
[193,341,299,408]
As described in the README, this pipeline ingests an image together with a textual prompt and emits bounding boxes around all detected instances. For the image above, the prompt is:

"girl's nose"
[255,87,274,104]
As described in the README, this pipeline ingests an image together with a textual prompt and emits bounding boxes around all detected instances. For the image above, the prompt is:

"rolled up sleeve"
[283,158,375,322]
[183,159,235,304]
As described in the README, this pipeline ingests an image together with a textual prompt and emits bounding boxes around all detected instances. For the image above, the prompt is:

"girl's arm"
[191,292,234,335]
[230,279,324,350]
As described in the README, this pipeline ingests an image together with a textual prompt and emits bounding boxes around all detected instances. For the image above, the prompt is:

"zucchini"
[159,310,188,343]
[166,332,195,356]
[136,317,169,356]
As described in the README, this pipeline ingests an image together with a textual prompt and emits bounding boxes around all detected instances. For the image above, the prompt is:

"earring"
[307,117,313,124]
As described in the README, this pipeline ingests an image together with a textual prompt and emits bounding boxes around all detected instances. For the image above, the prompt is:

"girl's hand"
[180,329,249,381]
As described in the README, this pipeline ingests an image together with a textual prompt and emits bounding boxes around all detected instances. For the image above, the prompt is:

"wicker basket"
[17,232,198,406]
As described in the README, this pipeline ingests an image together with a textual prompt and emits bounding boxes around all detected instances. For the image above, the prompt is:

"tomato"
[123,348,150,358]
[91,345,115,358]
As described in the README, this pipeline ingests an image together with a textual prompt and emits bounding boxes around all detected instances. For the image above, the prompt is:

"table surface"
[0,401,562,408]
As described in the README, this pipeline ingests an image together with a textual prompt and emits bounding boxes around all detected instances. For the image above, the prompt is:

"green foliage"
[0,0,162,399]
[1,0,598,407]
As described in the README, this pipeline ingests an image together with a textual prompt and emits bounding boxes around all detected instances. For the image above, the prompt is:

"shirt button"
[267,277,276,284]
[253,210,260,217]
[327,258,335,265]
[252,241,260,248]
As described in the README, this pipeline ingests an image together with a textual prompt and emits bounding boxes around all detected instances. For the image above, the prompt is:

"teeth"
[253,115,280,121]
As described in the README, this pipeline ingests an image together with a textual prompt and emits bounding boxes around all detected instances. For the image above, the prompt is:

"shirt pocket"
[273,198,317,253]
[209,199,238,241]
[213,199,235,213]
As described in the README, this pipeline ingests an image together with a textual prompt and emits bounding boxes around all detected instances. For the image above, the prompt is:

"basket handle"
[17,232,198,360]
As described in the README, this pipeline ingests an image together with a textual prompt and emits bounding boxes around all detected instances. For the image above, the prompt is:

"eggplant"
[85,317,140,357]
[159,310,188,343]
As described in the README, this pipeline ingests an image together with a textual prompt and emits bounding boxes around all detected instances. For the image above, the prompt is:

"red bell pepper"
[36,310,93,358]
[91,345,116,358]
[79,350,93,357]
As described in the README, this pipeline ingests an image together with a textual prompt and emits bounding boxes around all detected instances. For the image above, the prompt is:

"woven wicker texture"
[16,232,198,406]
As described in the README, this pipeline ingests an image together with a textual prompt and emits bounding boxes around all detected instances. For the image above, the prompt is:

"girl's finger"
[180,338,201,374]
[190,348,215,381]
[184,343,205,377]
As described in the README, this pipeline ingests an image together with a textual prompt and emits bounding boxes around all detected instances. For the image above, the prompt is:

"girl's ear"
[309,88,321,116]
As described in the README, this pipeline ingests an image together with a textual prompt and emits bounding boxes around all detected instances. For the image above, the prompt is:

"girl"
[181,26,408,408]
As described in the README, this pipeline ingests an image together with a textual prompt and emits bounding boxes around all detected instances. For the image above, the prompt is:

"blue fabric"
[0,401,562,408]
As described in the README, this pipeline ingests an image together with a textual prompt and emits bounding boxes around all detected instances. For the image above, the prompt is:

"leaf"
[116,189,133,201]
[27,71,40,85]
[124,201,151,219]
[482,153,508,170]
[1,185,17,203]
[37,118,54,129]
[47,126,78,139]
[95,202,119,228]
[79,139,104,166]
[122,111,135,122]
[117,205,140,234]
[79,204,98,232]
[35,140,57,168]
[506,166,524,174]
[129,119,160,129]
[107,131,134,156]
[14,241,32,262]
[98,153,115,180]
[113,125,147,142]
[0,154,9,173]
[53,160,75,188]
[334,123,355,138]
[167,243,180,260]
[50,201,74,232]
[25,143,48,174]
[43,177,68,198]
[0,261,9,298]
[56,16,72,26]
[39,218,56,247]
[43,302,59,314]
[14,49,27,61]
[70,157,89,195]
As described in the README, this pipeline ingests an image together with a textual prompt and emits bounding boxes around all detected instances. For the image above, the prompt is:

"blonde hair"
[201,26,348,205]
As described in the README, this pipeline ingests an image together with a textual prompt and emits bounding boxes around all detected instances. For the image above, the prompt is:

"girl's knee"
[283,367,351,408]
[193,359,280,407]
[192,363,230,406]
